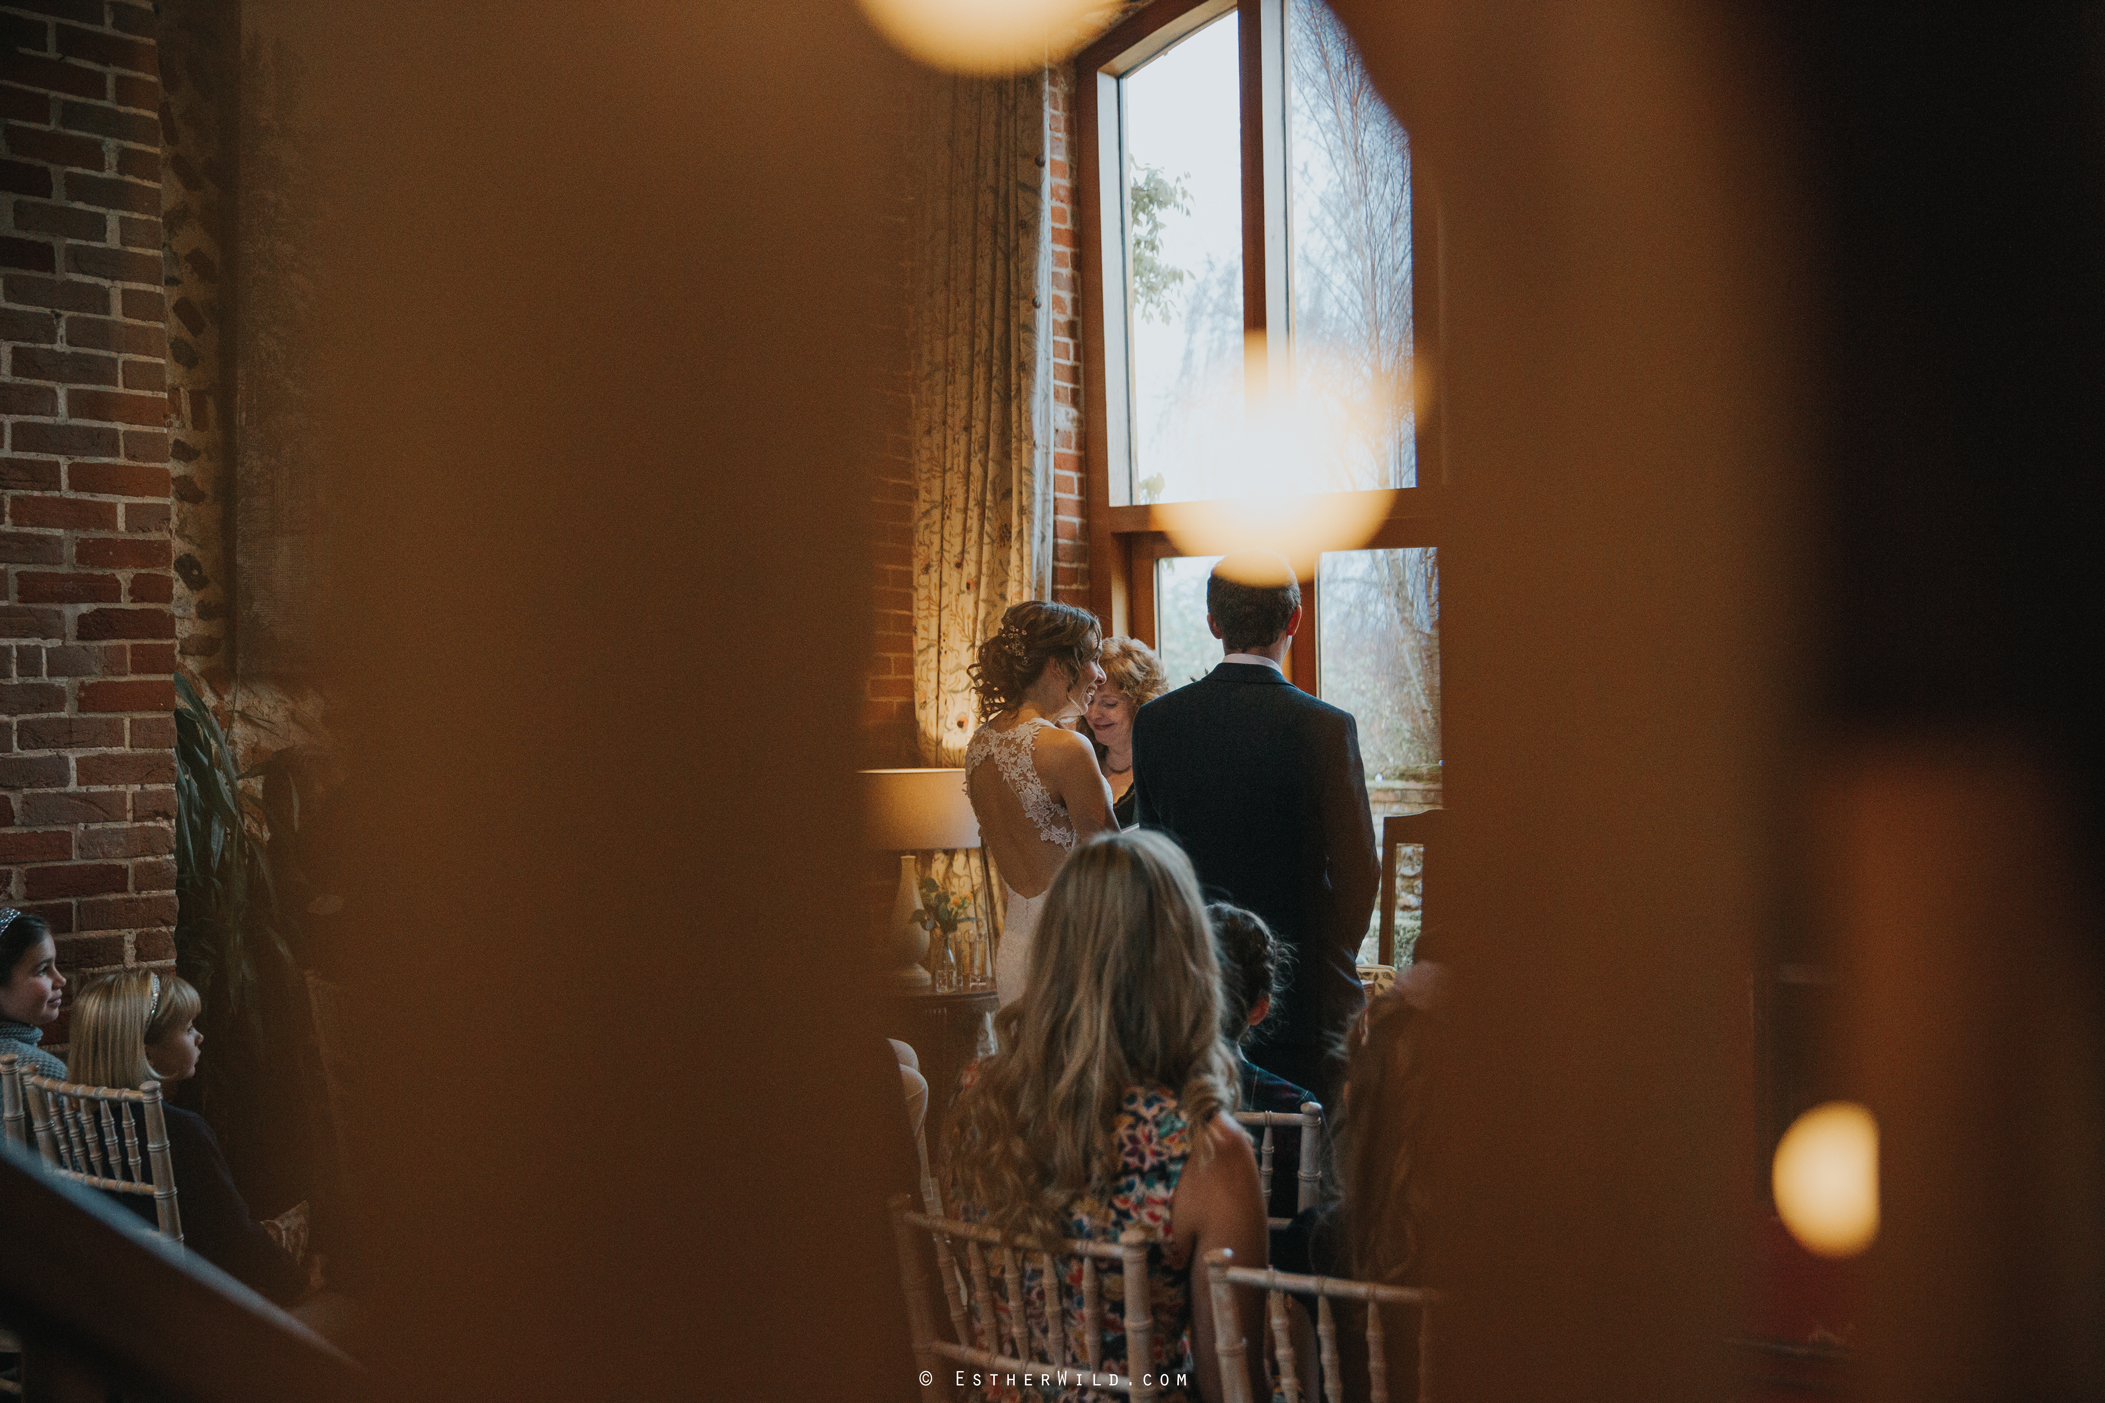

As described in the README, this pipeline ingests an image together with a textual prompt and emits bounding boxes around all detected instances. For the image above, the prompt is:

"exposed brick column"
[1046,68,1088,611]
[0,0,176,1032]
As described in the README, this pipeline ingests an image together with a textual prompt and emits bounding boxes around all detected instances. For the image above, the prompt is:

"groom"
[1133,550,1380,1108]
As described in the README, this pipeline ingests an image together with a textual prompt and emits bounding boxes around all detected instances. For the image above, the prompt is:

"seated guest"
[0,909,69,1080]
[1277,966,1443,1400]
[1086,636,1170,829]
[944,830,1268,1403]
[67,970,313,1310]
[1210,902,1319,1227]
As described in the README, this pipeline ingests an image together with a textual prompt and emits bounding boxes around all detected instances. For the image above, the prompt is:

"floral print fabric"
[960,1084,1198,1402]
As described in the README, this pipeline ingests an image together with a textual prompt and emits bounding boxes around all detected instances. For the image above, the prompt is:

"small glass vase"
[931,930,963,993]
[964,932,994,991]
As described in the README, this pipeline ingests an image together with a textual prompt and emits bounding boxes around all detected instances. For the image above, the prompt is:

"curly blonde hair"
[1096,636,1169,709]
[968,601,1102,720]
[943,830,1236,1244]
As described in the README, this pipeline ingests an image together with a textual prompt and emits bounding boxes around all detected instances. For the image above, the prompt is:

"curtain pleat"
[909,70,1055,770]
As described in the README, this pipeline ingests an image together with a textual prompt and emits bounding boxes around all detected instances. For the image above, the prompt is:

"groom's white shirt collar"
[1220,652,1285,674]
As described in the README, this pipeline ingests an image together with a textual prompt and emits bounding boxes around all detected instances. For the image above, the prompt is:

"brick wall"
[863,72,1092,763]
[0,0,175,1039]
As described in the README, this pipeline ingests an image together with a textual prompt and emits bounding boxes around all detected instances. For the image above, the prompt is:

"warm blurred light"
[1773,1101,1880,1258]
[1157,332,1404,561]
[856,0,1117,75]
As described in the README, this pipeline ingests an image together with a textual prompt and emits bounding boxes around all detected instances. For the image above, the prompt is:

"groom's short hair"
[1208,550,1301,652]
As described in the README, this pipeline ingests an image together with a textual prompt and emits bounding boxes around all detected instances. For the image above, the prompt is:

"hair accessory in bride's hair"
[147,971,161,1023]
[0,907,18,937]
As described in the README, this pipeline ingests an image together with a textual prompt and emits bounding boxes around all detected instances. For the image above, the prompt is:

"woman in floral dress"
[944,830,1270,1403]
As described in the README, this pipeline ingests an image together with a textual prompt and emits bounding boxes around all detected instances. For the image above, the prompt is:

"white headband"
[147,971,161,1023]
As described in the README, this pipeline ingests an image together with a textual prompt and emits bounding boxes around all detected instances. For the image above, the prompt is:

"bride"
[965,601,1116,1006]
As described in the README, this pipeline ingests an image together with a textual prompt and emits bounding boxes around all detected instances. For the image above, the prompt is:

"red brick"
[57,99,155,145]
[122,501,167,532]
[121,428,166,461]
[9,345,116,385]
[111,74,153,113]
[115,213,156,249]
[126,714,170,749]
[128,854,172,890]
[868,677,911,699]
[112,142,153,181]
[63,313,160,356]
[0,609,63,640]
[53,933,123,967]
[12,421,119,458]
[77,677,168,712]
[118,287,159,320]
[66,244,159,285]
[16,715,120,749]
[64,386,164,426]
[0,830,68,863]
[119,355,161,391]
[71,533,166,567]
[0,54,106,103]
[74,607,169,640]
[40,643,101,676]
[4,121,99,169]
[131,927,173,962]
[0,753,66,787]
[25,861,124,899]
[125,573,169,603]
[77,892,175,931]
[0,531,62,566]
[3,272,105,312]
[124,639,171,670]
[15,571,119,603]
[18,788,125,823]
[8,495,113,531]
[0,84,50,124]
[129,786,171,821]
[75,750,169,785]
[76,821,168,858]
[0,455,60,489]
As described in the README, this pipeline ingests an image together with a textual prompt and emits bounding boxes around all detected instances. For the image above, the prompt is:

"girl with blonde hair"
[945,830,1268,1402]
[67,970,311,1308]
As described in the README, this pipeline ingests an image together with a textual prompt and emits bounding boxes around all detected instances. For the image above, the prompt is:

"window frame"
[1074,0,1444,695]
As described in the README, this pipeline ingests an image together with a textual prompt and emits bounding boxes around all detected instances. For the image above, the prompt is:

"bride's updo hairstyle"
[969,600,1102,719]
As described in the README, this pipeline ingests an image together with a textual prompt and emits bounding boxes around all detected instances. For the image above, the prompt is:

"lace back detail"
[964,718,1077,851]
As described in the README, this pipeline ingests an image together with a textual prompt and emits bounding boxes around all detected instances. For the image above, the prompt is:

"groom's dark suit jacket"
[1133,661,1380,1100]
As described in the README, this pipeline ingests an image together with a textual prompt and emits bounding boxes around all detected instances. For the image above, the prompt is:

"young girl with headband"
[68,969,311,1308]
[0,907,68,1079]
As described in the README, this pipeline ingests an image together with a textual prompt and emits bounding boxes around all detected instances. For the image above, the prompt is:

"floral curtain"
[908,69,1055,769]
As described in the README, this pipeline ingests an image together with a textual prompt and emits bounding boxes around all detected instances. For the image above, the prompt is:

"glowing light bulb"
[1772,1101,1880,1258]
[857,0,1117,75]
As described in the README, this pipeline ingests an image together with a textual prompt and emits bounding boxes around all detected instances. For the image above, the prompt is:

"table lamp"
[861,768,984,988]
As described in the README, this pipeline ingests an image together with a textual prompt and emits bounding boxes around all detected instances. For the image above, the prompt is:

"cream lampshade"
[861,769,983,989]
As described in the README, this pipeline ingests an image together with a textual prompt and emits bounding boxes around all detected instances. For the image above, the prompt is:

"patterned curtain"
[908,70,1055,769]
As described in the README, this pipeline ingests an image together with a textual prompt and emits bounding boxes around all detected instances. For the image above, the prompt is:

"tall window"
[1076,0,1441,821]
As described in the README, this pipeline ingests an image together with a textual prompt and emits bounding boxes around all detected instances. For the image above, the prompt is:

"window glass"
[1121,14,1243,507]
[1153,554,1225,690]
[1318,547,1439,814]
[1287,0,1414,491]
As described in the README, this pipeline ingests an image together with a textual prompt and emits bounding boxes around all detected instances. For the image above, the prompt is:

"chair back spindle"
[888,1196,1188,1398]
[21,1074,184,1245]
[0,1053,25,1148]
[1205,1249,1441,1403]
[1233,1101,1327,1229]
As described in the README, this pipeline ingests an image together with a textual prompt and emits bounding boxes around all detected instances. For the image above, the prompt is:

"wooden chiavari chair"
[21,1071,183,1244]
[889,1194,1196,1403]
[1,1053,26,1149]
[1205,1248,1441,1403]
[1232,1099,1325,1230]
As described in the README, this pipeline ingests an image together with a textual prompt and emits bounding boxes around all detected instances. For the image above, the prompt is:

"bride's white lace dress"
[964,717,1075,1007]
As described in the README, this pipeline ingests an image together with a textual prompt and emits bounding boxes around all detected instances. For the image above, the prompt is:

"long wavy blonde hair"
[67,968,200,1090]
[943,829,1236,1244]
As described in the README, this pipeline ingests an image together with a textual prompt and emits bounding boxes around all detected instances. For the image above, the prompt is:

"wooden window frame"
[1074,0,1444,695]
